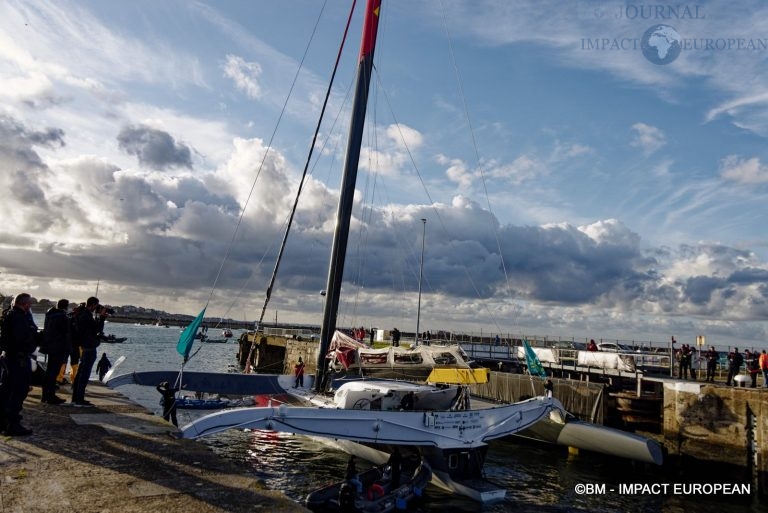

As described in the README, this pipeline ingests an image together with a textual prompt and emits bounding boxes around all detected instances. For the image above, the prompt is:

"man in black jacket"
[70,296,105,407]
[0,293,38,435]
[42,299,70,405]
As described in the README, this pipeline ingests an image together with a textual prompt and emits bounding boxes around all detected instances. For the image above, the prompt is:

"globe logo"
[641,25,682,65]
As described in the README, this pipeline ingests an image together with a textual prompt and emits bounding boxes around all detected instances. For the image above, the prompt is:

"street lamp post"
[415,218,426,346]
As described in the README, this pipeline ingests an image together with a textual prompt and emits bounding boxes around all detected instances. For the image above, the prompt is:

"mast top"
[359,0,381,61]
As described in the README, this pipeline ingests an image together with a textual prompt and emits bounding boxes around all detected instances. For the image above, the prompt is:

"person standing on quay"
[59,302,85,385]
[70,297,105,407]
[726,347,743,386]
[294,357,305,388]
[42,299,69,404]
[746,350,760,388]
[760,350,768,387]
[0,293,38,436]
[705,346,719,383]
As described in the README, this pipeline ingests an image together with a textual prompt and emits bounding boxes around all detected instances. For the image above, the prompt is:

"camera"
[101,306,116,315]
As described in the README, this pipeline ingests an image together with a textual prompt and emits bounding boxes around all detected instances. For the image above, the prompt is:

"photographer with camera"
[69,297,108,407]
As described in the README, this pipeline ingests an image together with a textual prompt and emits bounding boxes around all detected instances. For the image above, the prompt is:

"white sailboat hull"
[180,396,557,450]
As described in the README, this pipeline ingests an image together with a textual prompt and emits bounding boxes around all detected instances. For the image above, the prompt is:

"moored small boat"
[305,455,431,513]
[100,334,127,343]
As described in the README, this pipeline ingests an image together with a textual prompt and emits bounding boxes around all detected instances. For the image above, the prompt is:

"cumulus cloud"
[2,115,768,342]
[359,123,423,177]
[0,116,65,238]
[223,54,263,99]
[1,2,767,344]
[117,124,193,170]
[630,123,666,155]
[719,155,768,184]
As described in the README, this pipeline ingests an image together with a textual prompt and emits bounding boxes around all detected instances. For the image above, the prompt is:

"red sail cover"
[359,0,381,61]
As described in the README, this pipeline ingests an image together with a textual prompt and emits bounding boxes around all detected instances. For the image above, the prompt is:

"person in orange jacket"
[759,350,768,388]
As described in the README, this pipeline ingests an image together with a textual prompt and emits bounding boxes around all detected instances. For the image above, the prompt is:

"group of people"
[723,347,768,388]
[675,343,699,380]
[0,293,112,436]
[343,448,403,498]
[671,343,768,387]
[693,345,768,388]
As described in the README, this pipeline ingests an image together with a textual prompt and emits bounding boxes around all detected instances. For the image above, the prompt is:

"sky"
[1,0,768,346]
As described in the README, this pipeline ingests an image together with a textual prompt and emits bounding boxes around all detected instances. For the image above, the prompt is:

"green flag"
[177,307,206,361]
[523,339,547,378]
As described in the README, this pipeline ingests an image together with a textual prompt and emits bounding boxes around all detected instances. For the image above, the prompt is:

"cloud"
[117,124,193,170]
[359,124,424,177]
[719,155,768,184]
[0,0,206,108]
[705,91,768,123]
[0,116,66,237]
[439,138,592,192]
[438,154,473,189]
[629,123,666,155]
[223,54,263,99]
[427,1,768,137]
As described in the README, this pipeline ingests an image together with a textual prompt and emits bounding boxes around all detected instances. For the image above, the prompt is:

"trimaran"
[107,0,661,503]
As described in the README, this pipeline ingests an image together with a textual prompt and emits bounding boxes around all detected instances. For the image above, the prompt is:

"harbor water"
[55,319,762,513]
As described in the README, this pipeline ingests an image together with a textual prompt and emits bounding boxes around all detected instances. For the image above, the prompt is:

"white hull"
[179,384,556,503]
[515,409,664,465]
[180,395,556,450]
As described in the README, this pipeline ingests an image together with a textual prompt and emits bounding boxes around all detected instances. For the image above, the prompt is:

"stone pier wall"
[471,372,606,423]
[663,382,767,474]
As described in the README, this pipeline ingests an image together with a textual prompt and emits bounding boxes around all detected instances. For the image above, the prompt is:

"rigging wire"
[241,0,360,370]
[184,0,333,366]
[370,68,506,335]
[216,69,358,327]
[256,0,359,328]
[438,0,517,329]
[204,0,332,312]
[354,2,519,336]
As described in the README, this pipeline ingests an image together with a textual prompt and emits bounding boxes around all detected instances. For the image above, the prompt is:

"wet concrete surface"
[0,382,308,512]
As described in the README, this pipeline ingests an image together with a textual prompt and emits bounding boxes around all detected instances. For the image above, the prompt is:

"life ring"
[367,483,385,500]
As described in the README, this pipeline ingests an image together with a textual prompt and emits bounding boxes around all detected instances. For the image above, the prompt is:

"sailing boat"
[180,1,560,502]
[106,0,657,502]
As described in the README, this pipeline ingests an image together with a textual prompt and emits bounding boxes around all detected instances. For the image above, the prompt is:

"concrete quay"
[0,382,308,513]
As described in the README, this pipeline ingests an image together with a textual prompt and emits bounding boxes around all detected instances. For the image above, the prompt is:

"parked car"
[551,341,587,350]
[596,342,632,352]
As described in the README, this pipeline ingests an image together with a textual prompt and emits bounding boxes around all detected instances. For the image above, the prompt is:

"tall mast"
[315,0,382,391]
